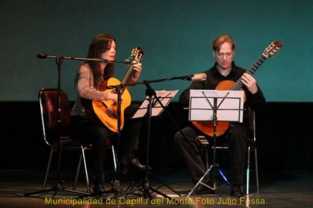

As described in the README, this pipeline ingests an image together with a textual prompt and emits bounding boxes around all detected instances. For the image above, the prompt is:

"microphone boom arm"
[37,53,131,64]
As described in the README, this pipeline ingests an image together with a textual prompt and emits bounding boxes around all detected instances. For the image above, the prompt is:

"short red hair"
[212,34,235,52]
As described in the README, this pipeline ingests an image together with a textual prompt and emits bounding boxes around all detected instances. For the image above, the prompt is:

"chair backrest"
[39,88,71,146]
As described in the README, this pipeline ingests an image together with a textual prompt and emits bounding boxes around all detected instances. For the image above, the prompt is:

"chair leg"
[73,153,83,190]
[43,147,54,187]
[81,146,90,192]
[246,146,251,195]
[111,145,118,173]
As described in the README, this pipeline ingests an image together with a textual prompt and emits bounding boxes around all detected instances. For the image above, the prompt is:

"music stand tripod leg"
[186,165,215,197]
[152,176,181,197]
[218,168,230,185]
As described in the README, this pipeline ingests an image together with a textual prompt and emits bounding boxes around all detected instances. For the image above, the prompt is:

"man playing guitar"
[174,34,266,197]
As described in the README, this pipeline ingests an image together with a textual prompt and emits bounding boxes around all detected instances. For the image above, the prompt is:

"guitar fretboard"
[232,56,266,90]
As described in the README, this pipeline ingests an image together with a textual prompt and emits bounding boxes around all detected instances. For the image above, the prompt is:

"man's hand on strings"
[241,73,258,94]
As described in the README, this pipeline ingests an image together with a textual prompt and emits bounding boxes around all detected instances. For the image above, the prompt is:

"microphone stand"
[22,56,88,197]
[37,52,132,64]
[104,82,172,199]
[106,75,197,199]
[140,81,179,199]
[109,83,123,195]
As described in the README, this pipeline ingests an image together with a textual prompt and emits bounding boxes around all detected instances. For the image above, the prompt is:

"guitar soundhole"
[106,109,116,118]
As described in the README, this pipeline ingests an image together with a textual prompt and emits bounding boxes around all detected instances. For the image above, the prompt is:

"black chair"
[195,134,231,189]
[38,88,91,192]
[187,133,231,197]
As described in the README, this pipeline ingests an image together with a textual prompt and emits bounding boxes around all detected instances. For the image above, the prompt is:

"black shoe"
[93,184,105,196]
[130,158,151,171]
[93,182,117,195]
[230,185,244,197]
[111,179,121,193]
[93,175,106,195]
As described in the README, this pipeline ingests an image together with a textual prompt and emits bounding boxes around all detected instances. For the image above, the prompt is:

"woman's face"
[100,40,116,62]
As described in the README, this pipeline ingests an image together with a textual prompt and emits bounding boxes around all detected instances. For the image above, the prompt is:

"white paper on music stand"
[132,90,179,119]
[189,89,244,122]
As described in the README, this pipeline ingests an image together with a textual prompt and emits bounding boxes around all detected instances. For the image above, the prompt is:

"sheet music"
[132,90,179,118]
[189,89,244,122]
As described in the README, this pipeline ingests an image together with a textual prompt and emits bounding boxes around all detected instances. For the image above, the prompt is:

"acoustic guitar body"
[92,77,132,133]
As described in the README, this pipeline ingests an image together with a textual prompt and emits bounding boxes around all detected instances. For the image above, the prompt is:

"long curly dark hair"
[87,33,116,88]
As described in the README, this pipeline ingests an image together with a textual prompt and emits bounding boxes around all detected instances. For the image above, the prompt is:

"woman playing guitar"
[71,33,145,195]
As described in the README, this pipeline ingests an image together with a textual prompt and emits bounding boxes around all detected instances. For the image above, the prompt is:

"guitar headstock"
[262,40,283,59]
[130,47,144,63]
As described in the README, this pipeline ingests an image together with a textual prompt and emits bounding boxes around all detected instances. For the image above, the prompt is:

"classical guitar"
[192,41,283,137]
[92,47,144,133]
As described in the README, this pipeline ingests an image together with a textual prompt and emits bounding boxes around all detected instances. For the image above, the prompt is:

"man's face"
[214,42,234,70]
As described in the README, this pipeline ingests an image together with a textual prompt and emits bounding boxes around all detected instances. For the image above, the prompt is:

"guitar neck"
[120,47,143,87]
[232,56,266,90]
[122,65,133,85]
[112,65,133,95]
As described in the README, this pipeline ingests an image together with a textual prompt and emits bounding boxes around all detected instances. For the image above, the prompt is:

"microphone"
[170,72,207,81]
[37,53,48,59]
[191,73,207,81]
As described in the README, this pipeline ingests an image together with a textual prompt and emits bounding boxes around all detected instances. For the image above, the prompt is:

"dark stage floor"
[0,169,312,208]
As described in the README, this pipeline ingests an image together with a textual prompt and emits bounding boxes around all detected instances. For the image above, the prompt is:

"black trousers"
[174,123,248,186]
[72,104,142,186]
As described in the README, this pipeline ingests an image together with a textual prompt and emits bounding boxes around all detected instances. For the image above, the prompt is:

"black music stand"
[187,89,244,197]
[124,83,180,199]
